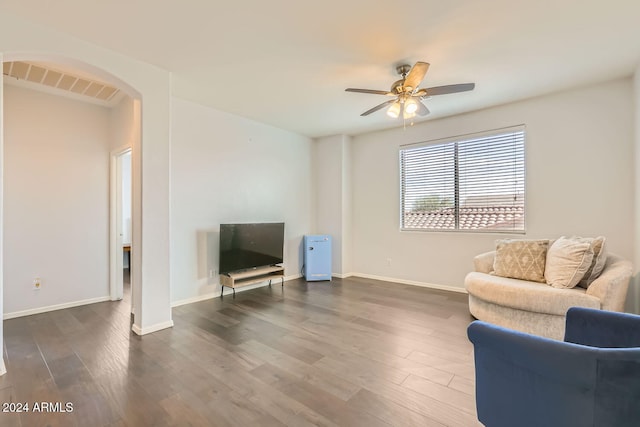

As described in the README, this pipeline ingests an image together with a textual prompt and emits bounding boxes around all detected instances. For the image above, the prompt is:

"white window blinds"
[400,126,525,232]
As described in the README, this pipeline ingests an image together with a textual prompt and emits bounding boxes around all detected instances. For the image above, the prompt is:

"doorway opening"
[110,147,133,314]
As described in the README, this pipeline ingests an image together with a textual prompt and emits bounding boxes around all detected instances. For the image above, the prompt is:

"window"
[400,126,525,232]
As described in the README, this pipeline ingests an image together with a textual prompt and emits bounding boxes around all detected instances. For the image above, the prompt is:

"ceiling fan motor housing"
[395,64,412,77]
[392,64,412,94]
[391,79,406,94]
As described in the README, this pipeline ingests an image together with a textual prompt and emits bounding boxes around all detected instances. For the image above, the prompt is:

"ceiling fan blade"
[403,62,430,92]
[346,88,394,96]
[416,100,430,116]
[421,83,475,97]
[361,98,397,116]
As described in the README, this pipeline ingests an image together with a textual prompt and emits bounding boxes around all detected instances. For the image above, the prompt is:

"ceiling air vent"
[3,61,122,106]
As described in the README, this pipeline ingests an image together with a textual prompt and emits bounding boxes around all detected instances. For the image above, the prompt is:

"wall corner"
[631,65,640,313]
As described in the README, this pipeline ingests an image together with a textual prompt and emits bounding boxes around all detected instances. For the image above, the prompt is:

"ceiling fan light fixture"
[404,97,419,114]
[387,101,401,118]
[403,110,416,120]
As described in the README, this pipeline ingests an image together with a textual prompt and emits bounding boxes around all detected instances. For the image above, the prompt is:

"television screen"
[219,222,285,274]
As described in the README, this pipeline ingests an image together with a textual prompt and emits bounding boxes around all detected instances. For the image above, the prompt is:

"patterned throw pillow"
[544,236,594,289]
[577,236,607,288]
[493,239,549,283]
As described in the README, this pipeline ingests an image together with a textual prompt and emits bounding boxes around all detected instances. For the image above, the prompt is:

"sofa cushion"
[545,236,594,289]
[465,272,601,316]
[493,239,548,282]
[578,236,607,289]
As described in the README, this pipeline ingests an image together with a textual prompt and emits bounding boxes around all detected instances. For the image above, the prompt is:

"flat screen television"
[219,222,285,274]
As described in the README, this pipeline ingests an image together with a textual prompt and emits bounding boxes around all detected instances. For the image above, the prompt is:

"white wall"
[121,152,132,246]
[110,97,134,246]
[109,96,135,150]
[0,52,5,375]
[315,136,343,272]
[632,66,640,313]
[342,136,353,274]
[170,97,313,304]
[3,84,111,314]
[351,78,634,291]
[314,135,352,275]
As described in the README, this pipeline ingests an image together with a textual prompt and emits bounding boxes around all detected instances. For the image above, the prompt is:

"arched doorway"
[1,53,144,330]
[0,41,175,377]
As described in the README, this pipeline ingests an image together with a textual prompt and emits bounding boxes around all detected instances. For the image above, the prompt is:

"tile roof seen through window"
[403,205,524,230]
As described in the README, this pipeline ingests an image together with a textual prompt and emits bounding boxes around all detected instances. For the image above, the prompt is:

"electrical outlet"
[386,258,392,267]
[33,277,41,290]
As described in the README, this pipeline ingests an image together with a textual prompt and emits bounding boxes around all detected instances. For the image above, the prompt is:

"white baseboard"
[171,273,304,307]
[350,272,468,294]
[171,292,218,307]
[3,296,111,320]
[131,320,174,336]
[332,272,354,279]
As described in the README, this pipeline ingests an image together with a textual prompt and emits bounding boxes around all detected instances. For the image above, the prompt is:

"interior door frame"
[110,145,131,301]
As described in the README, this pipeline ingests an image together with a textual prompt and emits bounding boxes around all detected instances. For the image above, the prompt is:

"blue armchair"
[467,307,640,427]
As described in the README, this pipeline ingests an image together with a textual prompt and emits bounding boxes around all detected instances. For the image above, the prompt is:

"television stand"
[220,265,284,298]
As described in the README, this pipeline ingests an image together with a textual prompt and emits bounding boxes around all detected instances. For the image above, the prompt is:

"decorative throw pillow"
[544,236,594,289]
[577,236,607,288]
[493,239,549,282]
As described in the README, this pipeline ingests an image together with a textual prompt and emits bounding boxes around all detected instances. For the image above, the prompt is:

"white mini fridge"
[304,235,332,281]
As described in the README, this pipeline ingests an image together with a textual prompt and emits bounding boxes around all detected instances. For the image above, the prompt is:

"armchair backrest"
[565,307,640,347]
[469,309,640,427]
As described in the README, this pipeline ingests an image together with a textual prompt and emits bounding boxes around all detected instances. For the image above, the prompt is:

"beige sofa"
[465,250,633,340]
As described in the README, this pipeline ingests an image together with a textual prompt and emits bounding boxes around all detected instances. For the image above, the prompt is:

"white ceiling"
[1,0,640,138]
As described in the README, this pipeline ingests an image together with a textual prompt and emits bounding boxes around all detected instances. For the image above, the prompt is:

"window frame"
[399,125,526,234]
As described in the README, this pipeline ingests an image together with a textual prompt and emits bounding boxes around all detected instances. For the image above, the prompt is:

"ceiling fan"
[345,62,475,119]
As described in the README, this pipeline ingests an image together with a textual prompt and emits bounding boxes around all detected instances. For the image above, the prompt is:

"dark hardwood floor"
[0,273,480,426]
